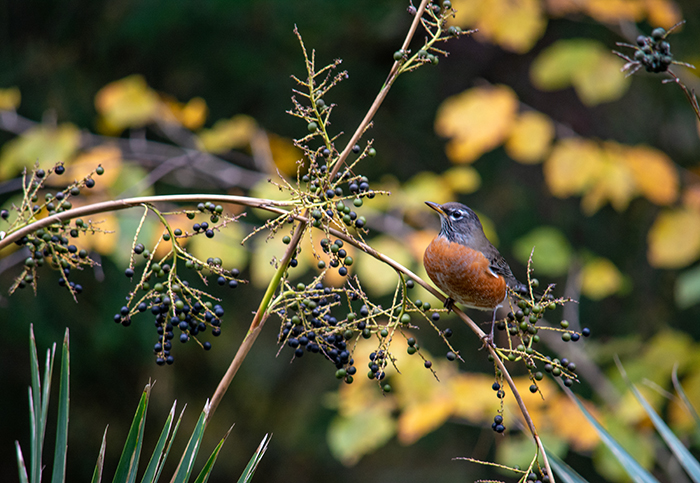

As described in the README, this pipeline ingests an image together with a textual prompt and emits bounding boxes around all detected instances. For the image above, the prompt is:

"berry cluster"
[274,275,463,392]
[615,22,692,77]
[491,281,584,388]
[115,204,245,364]
[3,163,104,298]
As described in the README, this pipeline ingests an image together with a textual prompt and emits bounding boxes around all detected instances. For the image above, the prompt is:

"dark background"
[1,0,700,481]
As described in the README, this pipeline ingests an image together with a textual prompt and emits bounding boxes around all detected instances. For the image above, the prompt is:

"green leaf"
[620,362,700,483]
[547,449,590,483]
[192,425,234,483]
[567,387,660,483]
[29,324,56,483]
[51,329,70,483]
[153,407,186,483]
[112,384,152,483]
[513,226,573,276]
[237,434,271,483]
[672,365,700,431]
[139,402,177,483]
[171,401,209,483]
[675,264,700,309]
[91,427,109,483]
[16,441,29,483]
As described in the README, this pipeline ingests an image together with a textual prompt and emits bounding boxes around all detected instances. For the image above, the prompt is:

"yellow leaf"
[683,184,700,211]
[398,398,454,445]
[354,236,413,296]
[94,75,161,134]
[451,0,546,53]
[267,133,303,176]
[580,257,624,299]
[623,145,678,205]
[585,0,646,23]
[645,0,682,28]
[398,171,454,211]
[327,406,396,466]
[169,96,208,131]
[513,226,573,276]
[250,231,307,288]
[531,39,630,105]
[505,111,555,164]
[196,114,257,153]
[0,123,81,180]
[581,143,637,214]
[450,373,502,422]
[572,50,630,105]
[0,86,21,110]
[544,138,603,198]
[545,0,582,17]
[77,212,119,256]
[64,145,123,192]
[531,39,601,91]
[648,208,700,268]
[544,395,600,451]
[442,166,482,194]
[435,85,518,164]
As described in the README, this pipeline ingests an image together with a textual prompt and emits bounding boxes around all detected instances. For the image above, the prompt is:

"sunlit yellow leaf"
[531,39,630,105]
[442,166,482,194]
[196,114,257,154]
[78,212,119,256]
[62,146,123,195]
[450,373,501,422]
[398,171,454,212]
[354,236,413,296]
[268,133,302,176]
[585,0,646,22]
[513,226,573,276]
[581,143,637,214]
[505,111,555,164]
[645,0,682,28]
[408,230,439,266]
[623,145,678,205]
[572,50,630,106]
[250,231,308,288]
[545,0,581,16]
[668,366,700,430]
[398,398,454,445]
[544,138,603,198]
[435,85,518,164]
[0,86,21,110]
[580,257,624,300]
[544,394,600,451]
[683,184,700,211]
[451,0,546,53]
[648,208,700,268]
[327,405,397,466]
[165,96,208,131]
[531,39,601,91]
[0,123,81,180]
[95,75,161,134]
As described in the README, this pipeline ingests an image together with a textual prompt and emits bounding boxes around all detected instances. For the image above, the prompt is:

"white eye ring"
[450,210,463,221]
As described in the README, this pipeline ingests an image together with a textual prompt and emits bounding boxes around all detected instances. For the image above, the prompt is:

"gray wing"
[487,251,524,290]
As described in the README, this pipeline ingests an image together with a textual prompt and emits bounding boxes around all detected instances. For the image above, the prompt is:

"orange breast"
[423,236,507,310]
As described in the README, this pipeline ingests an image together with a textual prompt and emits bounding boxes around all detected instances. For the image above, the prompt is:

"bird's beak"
[425,201,446,216]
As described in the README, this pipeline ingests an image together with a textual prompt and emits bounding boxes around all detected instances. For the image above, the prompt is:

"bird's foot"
[444,297,455,312]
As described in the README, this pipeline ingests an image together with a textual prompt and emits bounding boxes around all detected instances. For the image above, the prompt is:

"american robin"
[423,201,525,340]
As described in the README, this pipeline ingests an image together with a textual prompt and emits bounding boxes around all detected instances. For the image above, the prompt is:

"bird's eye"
[450,210,463,221]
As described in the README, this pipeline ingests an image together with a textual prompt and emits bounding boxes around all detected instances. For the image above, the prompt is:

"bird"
[423,201,525,342]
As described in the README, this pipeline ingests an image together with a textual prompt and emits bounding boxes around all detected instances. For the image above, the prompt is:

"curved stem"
[0,194,292,251]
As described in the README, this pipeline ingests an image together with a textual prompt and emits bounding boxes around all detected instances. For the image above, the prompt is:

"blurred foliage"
[2,0,700,482]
